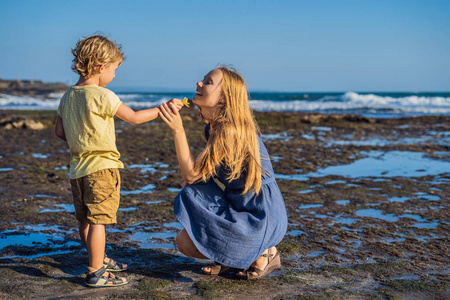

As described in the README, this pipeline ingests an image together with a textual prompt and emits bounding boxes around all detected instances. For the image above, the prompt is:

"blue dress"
[174,126,288,269]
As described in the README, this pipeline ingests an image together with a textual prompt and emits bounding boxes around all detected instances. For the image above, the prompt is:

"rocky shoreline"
[0,109,448,299]
[0,79,68,96]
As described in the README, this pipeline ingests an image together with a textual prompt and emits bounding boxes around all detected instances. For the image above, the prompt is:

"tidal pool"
[40,204,75,213]
[127,162,171,174]
[298,189,314,194]
[32,153,49,159]
[326,130,449,147]
[388,196,410,203]
[276,151,450,180]
[128,231,176,249]
[260,132,292,142]
[336,200,350,205]
[309,151,450,178]
[298,204,323,209]
[355,209,399,222]
[121,183,155,195]
[0,224,78,258]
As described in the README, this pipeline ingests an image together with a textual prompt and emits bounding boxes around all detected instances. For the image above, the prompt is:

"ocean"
[1,91,449,118]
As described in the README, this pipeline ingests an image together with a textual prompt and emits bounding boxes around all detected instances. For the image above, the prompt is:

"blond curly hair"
[71,35,125,78]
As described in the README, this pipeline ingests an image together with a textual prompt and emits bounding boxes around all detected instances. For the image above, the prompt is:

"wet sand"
[0,109,448,299]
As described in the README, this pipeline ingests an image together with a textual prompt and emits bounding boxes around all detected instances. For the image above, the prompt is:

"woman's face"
[193,69,223,109]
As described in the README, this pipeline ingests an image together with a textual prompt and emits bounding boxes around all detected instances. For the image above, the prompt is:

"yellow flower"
[182,97,190,107]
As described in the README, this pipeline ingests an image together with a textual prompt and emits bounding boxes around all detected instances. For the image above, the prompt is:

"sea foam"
[1,91,449,117]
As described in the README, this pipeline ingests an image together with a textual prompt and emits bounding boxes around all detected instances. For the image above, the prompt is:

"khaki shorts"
[70,168,121,225]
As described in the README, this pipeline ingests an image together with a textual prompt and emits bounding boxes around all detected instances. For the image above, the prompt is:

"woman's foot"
[202,263,242,276]
[237,247,281,280]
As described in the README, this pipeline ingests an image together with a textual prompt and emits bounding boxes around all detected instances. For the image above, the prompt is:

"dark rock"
[0,79,69,96]
[0,115,45,130]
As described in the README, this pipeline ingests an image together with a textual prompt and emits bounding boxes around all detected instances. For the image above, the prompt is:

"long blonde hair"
[71,35,125,78]
[194,67,262,194]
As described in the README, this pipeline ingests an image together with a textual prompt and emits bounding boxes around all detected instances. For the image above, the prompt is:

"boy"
[55,34,182,287]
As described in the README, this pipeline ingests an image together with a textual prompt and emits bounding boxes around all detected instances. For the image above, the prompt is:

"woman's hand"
[159,102,184,133]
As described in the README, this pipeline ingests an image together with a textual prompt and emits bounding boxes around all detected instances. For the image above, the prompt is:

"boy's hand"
[167,98,183,112]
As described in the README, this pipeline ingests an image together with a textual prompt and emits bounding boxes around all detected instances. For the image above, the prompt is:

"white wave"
[116,93,157,100]
[1,92,449,116]
[0,94,60,110]
[0,94,169,110]
[121,97,172,108]
[249,92,450,114]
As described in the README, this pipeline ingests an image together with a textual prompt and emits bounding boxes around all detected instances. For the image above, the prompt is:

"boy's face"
[99,61,120,87]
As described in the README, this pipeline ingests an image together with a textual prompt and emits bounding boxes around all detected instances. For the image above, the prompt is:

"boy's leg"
[71,177,90,250]
[86,223,126,284]
[87,224,106,270]
[79,222,89,249]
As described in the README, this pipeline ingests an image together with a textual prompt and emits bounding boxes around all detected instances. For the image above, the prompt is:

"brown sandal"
[202,262,242,276]
[237,249,282,280]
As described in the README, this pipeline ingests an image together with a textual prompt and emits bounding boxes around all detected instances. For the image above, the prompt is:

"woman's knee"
[176,229,192,256]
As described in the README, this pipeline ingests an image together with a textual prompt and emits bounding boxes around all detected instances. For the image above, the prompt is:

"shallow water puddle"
[128,231,176,249]
[260,132,292,142]
[301,133,315,140]
[354,208,439,228]
[32,153,50,159]
[298,189,314,194]
[145,200,166,204]
[109,221,182,249]
[414,192,441,201]
[270,155,283,162]
[355,208,399,222]
[336,200,350,205]
[40,203,75,213]
[326,130,450,147]
[335,216,358,225]
[311,126,332,131]
[325,180,346,185]
[314,151,450,178]
[298,203,323,209]
[163,222,183,230]
[118,207,138,212]
[328,151,448,179]
[276,151,450,180]
[0,167,14,172]
[286,229,306,236]
[121,183,155,195]
[388,196,410,203]
[127,162,170,174]
[0,224,78,258]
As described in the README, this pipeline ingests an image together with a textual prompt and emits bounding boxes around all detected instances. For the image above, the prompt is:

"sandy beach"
[0,108,448,299]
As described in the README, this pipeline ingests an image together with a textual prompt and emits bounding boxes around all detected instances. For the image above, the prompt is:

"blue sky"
[1,0,449,92]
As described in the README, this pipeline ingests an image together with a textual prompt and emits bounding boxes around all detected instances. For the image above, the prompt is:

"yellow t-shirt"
[57,85,124,179]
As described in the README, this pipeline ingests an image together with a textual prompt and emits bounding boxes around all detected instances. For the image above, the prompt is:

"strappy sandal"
[86,266,128,288]
[202,262,242,276]
[237,249,282,280]
[104,254,127,272]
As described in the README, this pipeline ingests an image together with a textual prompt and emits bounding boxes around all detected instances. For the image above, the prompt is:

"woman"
[159,67,287,279]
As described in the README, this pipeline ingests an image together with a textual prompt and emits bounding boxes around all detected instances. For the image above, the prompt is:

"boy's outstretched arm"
[116,99,183,125]
[55,115,67,141]
[115,104,159,125]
